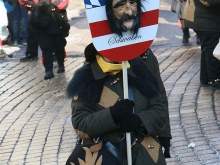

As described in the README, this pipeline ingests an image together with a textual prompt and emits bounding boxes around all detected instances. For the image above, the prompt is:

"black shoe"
[182,37,189,43]
[20,56,38,62]
[212,81,220,90]
[44,71,54,80]
[57,66,65,73]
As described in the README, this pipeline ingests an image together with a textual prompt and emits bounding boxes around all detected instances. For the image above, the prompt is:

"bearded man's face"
[112,0,137,31]
[106,0,140,36]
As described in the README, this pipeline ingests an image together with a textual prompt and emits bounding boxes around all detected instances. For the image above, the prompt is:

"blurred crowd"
[0,0,70,80]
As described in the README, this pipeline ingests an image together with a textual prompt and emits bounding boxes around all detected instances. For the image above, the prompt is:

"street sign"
[84,0,159,61]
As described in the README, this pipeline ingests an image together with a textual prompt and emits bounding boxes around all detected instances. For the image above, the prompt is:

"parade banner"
[84,0,159,61]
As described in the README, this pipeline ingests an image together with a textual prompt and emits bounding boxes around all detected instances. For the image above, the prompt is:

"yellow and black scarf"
[96,55,130,75]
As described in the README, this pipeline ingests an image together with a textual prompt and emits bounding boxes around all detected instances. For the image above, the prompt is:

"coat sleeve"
[136,93,167,136]
[71,98,119,140]
[54,9,70,37]
[142,48,172,138]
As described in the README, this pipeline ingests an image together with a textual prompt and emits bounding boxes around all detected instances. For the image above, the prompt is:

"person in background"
[2,0,14,45]
[178,0,200,44]
[18,1,38,61]
[12,0,28,45]
[172,0,200,44]
[0,0,8,54]
[184,0,220,89]
[28,0,70,79]
[18,0,59,63]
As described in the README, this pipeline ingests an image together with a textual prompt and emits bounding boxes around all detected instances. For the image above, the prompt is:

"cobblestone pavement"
[1,0,220,165]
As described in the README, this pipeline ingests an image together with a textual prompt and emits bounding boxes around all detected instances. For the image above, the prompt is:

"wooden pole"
[122,61,132,165]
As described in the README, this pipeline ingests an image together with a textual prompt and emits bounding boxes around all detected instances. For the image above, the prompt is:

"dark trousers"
[7,11,14,40]
[25,25,38,57]
[37,33,66,71]
[199,31,220,83]
[12,2,28,42]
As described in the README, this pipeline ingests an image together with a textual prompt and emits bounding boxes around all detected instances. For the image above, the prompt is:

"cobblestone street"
[1,0,220,165]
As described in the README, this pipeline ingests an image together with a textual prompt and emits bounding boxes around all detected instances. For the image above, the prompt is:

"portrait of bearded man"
[106,0,143,37]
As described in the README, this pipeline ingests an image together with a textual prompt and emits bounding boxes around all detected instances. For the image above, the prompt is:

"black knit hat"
[84,43,98,62]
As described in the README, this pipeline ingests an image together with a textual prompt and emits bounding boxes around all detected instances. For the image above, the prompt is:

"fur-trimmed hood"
[66,57,159,103]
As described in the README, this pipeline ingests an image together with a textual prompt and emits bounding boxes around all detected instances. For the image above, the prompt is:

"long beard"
[111,14,140,36]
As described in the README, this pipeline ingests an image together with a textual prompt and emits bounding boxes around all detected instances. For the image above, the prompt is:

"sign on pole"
[84,0,159,61]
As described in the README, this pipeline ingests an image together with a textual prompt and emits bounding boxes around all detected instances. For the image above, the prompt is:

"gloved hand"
[110,99,134,120]
[158,137,171,158]
[120,114,141,133]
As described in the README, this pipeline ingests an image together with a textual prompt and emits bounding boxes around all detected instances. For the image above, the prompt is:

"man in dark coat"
[66,43,168,165]
[29,0,70,79]
[184,0,220,89]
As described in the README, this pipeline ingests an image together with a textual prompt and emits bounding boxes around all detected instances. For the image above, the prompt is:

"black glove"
[110,99,134,120]
[158,137,171,158]
[120,114,141,133]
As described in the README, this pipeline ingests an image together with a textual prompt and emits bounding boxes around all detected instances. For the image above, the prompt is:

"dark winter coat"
[29,0,70,37]
[142,49,171,139]
[66,50,168,164]
[184,0,220,32]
